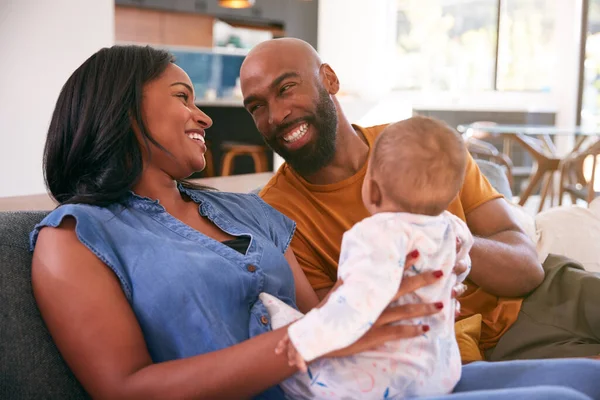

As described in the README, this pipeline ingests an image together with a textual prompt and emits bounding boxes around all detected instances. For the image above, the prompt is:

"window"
[395,0,556,91]
[496,0,556,91]
[581,0,600,129]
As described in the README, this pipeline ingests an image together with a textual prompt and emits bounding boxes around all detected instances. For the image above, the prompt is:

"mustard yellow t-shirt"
[260,123,522,352]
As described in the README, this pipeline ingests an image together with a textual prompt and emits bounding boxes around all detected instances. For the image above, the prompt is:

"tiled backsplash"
[171,49,245,100]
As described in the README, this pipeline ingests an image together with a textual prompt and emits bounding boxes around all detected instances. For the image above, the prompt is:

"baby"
[260,116,473,399]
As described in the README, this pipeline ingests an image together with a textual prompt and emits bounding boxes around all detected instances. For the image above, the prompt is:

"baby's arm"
[446,212,474,283]
[286,218,409,363]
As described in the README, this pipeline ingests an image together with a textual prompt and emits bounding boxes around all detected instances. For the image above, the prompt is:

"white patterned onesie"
[260,211,473,400]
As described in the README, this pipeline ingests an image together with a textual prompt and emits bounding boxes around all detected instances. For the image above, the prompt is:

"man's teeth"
[283,123,308,143]
[186,132,205,143]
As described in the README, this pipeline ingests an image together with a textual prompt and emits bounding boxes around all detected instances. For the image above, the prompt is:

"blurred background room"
[1,0,600,215]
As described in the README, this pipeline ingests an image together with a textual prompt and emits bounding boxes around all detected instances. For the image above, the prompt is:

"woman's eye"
[176,93,189,102]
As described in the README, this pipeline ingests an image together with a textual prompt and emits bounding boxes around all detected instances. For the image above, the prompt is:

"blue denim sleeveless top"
[30,186,297,399]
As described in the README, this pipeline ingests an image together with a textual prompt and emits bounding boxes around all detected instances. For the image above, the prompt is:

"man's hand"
[454,237,470,278]
[453,237,470,318]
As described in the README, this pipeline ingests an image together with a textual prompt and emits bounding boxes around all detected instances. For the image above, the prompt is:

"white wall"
[318,0,398,102]
[0,0,114,197]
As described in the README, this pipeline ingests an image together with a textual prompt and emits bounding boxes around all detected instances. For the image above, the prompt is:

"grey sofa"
[0,161,511,399]
[0,211,88,399]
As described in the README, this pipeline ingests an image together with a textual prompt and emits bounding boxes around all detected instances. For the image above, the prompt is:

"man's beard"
[264,88,338,176]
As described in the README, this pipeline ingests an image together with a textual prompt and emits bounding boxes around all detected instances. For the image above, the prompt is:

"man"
[239,38,600,360]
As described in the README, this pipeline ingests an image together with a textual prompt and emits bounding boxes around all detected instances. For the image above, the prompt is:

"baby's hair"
[370,116,467,215]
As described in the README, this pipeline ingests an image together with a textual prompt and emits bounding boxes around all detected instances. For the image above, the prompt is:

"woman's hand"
[275,334,309,373]
[318,250,448,360]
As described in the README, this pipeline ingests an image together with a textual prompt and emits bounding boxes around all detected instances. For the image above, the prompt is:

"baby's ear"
[369,178,383,208]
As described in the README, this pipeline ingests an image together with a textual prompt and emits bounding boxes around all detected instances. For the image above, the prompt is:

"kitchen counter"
[195,98,244,108]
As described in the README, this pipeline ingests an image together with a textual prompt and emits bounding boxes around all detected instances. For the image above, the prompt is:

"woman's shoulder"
[29,203,120,251]
[37,203,119,227]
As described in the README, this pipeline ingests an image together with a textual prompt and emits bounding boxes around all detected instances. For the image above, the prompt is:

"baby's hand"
[275,333,308,373]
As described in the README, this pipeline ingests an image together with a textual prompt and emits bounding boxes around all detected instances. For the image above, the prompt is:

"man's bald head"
[241,38,322,81]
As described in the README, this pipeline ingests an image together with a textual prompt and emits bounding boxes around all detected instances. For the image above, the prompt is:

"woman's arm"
[32,218,443,399]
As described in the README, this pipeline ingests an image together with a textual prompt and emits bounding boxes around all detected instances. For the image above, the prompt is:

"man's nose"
[268,102,291,126]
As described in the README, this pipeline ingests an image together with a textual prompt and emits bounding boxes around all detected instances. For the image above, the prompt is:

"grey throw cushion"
[475,159,513,200]
[0,211,89,399]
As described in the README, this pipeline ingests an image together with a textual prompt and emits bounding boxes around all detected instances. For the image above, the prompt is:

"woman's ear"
[319,64,340,95]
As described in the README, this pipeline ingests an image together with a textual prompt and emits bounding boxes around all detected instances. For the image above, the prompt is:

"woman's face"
[139,63,213,179]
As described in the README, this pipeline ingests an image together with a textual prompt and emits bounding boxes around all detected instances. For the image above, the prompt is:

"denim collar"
[124,183,205,213]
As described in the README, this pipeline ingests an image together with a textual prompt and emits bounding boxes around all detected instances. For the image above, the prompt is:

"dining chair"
[558,138,600,205]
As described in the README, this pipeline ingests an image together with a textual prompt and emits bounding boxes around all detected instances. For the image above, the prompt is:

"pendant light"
[218,0,255,8]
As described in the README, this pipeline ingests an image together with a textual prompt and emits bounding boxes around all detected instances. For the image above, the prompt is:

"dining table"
[457,123,600,212]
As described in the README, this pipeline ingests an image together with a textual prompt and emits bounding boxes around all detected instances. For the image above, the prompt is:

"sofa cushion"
[0,211,89,399]
[536,198,600,273]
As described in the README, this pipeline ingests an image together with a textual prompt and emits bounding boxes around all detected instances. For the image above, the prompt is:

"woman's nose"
[193,106,213,128]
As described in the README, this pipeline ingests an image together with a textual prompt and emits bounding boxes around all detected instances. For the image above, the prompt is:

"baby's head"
[362,116,467,216]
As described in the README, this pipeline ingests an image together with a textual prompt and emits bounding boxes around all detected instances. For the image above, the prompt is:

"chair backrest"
[467,139,514,188]
[0,211,89,399]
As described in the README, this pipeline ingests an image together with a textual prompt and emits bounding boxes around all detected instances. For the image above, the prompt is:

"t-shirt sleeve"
[459,153,504,215]
[251,194,296,254]
[260,186,337,291]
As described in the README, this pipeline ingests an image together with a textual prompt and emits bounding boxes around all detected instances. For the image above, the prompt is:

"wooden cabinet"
[115,6,164,44]
[115,5,214,47]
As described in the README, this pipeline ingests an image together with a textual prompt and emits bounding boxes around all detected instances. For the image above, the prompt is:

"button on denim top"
[30,186,297,399]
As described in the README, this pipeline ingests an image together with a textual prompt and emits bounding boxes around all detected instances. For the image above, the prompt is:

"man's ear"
[320,63,340,95]
[369,177,383,208]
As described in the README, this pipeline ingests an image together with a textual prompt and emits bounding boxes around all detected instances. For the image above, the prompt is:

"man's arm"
[466,198,544,297]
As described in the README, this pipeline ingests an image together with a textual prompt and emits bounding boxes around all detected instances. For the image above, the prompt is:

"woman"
[30,45,598,400]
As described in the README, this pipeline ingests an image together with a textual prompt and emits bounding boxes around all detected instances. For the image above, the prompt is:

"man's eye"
[250,104,262,113]
[281,84,294,93]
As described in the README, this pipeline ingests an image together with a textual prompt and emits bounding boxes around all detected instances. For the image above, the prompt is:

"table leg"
[538,172,553,213]
[518,166,545,207]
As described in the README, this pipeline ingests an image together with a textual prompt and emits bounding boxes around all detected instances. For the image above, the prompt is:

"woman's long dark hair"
[44,45,208,206]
